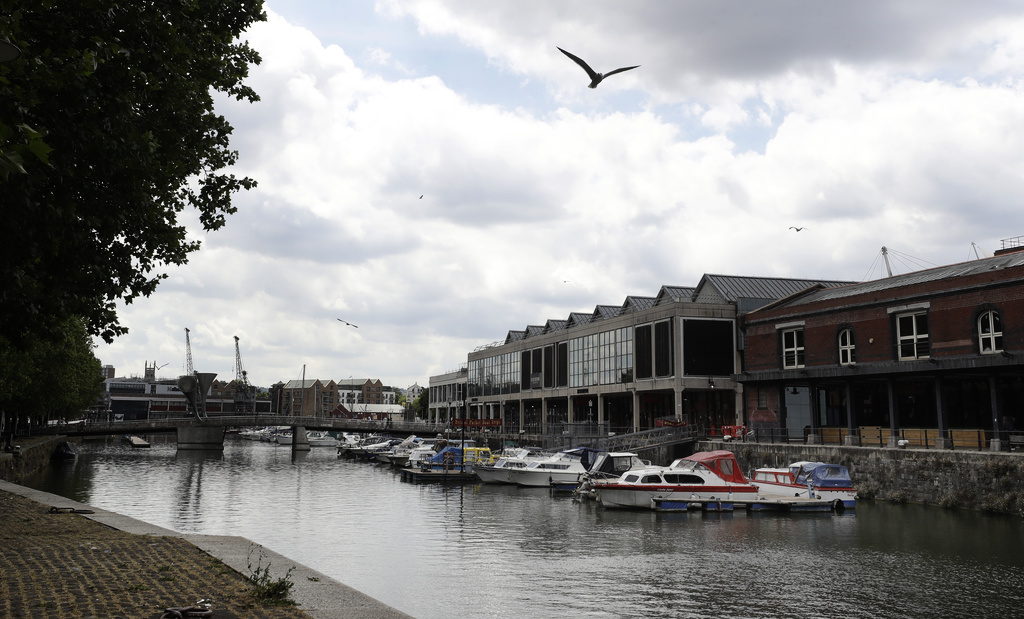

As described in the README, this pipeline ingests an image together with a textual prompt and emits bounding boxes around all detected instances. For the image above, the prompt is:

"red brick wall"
[743,265,1024,371]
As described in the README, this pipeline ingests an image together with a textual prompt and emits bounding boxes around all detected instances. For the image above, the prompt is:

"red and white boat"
[751,461,858,509]
[593,450,758,510]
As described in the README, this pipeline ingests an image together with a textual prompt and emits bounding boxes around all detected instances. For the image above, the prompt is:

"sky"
[95,0,1024,391]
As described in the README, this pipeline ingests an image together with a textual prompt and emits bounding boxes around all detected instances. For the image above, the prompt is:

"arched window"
[838,328,856,365]
[978,310,1003,354]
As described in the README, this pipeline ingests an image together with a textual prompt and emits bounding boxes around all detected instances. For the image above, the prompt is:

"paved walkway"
[0,481,412,619]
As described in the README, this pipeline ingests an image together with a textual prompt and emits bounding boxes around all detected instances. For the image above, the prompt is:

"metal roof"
[623,296,657,313]
[282,379,327,389]
[504,330,526,344]
[486,275,855,350]
[781,252,1024,307]
[543,319,568,333]
[592,305,623,321]
[696,274,854,304]
[567,312,593,328]
[655,286,696,304]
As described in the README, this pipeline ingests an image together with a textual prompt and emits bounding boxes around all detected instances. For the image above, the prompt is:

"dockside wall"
[706,440,1024,516]
[0,436,80,483]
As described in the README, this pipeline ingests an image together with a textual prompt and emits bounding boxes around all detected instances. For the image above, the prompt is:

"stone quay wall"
[706,439,1024,516]
[0,436,81,483]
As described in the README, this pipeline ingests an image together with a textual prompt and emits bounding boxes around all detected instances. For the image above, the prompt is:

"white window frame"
[978,310,1003,354]
[896,311,929,360]
[838,328,856,365]
[781,328,805,369]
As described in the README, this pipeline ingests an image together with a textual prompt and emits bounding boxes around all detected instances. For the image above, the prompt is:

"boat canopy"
[792,462,853,488]
[682,450,749,484]
[561,447,604,470]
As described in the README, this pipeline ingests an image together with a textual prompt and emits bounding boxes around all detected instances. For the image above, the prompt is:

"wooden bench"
[859,426,885,447]
[950,429,986,450]
[900,428,930,448]
[819,427,844,445]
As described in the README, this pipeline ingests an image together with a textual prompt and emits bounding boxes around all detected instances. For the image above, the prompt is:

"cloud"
[94,3,1024,391]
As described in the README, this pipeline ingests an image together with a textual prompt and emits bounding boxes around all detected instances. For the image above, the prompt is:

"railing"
[573,425,699,453]
[45,414,1022,453]
[733,425,1021,452]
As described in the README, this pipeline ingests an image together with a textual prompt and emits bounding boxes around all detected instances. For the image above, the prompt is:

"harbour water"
[25,437,1024,619]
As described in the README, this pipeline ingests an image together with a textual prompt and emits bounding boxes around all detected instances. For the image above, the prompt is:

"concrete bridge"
[53,416,448,451]
[48,414,699,457]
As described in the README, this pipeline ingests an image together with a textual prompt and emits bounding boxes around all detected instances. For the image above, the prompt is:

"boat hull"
[752,482,857,509]
[509,469,584,488]
[474,466,514,484]
[596,484,759,509]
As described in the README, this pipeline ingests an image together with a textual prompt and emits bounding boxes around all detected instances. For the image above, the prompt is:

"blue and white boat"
[751,461,858,509]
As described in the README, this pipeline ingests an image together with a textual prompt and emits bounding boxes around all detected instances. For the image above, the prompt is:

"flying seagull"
[337,318,359,328]
[789,227,807,232]
[557,47,639,89]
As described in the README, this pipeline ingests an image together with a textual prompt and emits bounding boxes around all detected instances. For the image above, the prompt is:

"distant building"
[427,368,467,424]
[276,379,339,417]
[406,382,424,401]
[99,371,271,421]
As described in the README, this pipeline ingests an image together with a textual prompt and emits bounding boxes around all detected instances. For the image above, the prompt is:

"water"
[25,438,1024,619]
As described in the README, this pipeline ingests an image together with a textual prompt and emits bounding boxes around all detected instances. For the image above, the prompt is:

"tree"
[410,389,429,419]
[0,317,104,441]
[0,0,265,346]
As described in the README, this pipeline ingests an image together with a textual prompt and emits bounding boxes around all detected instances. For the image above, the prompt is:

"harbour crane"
[184,328,195,375]
[234,335,255,414]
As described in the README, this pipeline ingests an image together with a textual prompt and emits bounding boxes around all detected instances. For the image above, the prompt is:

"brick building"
[738,244,1024,450]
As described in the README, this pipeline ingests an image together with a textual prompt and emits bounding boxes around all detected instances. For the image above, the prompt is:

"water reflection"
[24,439,1024,619]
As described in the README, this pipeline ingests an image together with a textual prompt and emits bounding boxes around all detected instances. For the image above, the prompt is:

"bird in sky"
[557,47,639,89]
[337,318,359,328]
[789,227,807,232]
[419,195,423,199]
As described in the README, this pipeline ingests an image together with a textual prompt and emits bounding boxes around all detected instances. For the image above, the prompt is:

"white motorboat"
[307,431,339,448]
[474,447,548,484]
[375,435,421,465]
[594,450,759,510]
[238,428,265,441]
[751,461,858,509]
[506,447,602,488]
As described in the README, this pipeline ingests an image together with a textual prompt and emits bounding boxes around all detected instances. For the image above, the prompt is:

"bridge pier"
[291,426,310,452]
[176,426,226,450]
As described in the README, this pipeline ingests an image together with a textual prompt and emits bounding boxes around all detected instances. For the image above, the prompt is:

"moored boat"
[376,435,422,465]
[474,447,548,484]
[506,447,601,488]
[594,450,759,510]
[307,431,339,448]
[52,441,78,460]
[124,435,151,448]
[574,451,650,499]
[751,461,857,509]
